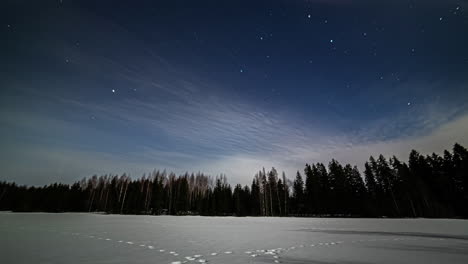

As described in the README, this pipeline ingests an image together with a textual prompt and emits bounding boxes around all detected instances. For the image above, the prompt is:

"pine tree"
[293,171,304,214]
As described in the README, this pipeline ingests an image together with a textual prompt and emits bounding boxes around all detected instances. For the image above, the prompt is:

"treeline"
[0,143,467,218]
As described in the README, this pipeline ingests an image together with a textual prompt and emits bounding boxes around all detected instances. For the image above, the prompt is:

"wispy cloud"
[2,80,467,185]
[2,0,467,186]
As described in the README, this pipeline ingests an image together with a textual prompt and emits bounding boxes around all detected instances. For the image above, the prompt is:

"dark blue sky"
[1,0,468,185]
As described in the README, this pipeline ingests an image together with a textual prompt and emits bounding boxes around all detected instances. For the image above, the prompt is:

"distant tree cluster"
[0,143,467,218]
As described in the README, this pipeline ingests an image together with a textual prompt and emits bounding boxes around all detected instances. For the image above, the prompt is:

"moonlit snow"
[1,213,468,264]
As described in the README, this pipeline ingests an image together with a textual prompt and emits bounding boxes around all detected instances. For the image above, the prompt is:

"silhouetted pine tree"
[292,171,305,214]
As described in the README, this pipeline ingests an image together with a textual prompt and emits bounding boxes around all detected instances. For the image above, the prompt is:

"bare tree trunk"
[103,187,110,212]
[389,187,400,216]
[283,174,288,215]
[145,181,152,213]
[277,186,282,216]
[118,181,124,202]
[168,181,173,214]
[99,184,105,210]
[120,181,128,214]
[88,190,95,212]
[143,180,148,213]
[269,185,273,216]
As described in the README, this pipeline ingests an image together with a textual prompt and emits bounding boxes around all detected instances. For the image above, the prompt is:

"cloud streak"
[2,79,467,185]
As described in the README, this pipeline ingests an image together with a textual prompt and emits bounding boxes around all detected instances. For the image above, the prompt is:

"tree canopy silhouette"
[0,143,467,218]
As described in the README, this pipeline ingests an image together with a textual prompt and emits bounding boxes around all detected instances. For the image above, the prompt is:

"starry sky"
[1,0,468,185]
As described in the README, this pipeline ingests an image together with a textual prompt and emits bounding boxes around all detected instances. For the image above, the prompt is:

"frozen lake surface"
[1,213,468,264]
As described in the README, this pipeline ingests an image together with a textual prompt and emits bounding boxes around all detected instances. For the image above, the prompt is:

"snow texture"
[0,213,467,264]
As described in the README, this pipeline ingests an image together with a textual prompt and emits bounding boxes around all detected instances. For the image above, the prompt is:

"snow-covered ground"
[1,213,467,264]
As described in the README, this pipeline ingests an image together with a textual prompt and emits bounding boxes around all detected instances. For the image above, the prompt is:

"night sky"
[1,0,468,185]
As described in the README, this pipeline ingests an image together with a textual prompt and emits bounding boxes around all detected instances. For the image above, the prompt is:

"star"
[259,36,263,40]
[324,19,328,24]
[330,39,334,43]
[240,69,243,73]
[407,102,411,106]
[307,14,311,19]
[65,58,69,63]
[111,89,116,93]
[439,17,443,21]
[363,32,367,37]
